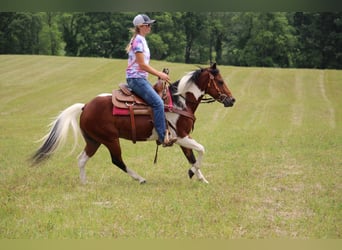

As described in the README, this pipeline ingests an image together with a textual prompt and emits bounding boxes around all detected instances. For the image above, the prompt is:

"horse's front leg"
[177,136,209,184]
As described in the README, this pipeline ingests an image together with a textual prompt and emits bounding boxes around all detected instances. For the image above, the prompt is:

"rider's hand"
[158,72,170,82]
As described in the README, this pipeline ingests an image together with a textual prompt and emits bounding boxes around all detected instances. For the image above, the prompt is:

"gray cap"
[133,14,156,26]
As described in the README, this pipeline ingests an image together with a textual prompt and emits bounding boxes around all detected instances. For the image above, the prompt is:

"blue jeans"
[126,78,166,142]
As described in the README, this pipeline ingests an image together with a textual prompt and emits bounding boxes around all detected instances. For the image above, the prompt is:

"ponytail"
[125,27,140,53]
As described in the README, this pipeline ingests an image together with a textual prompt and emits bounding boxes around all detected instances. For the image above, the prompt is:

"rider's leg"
[127,78,175,146]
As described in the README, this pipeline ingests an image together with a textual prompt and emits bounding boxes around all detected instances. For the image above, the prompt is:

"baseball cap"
[133,14,156,27]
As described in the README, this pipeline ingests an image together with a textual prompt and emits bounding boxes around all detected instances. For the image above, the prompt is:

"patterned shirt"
[126,34,150,79]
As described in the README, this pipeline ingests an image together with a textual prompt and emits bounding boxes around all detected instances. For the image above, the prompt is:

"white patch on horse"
[165,112,180,137]
[146,112,179,142]
[126,168,146,183]
[186,83,204,101]
[78,150,89,184]
[176,71,204,102]
[176,136,208,183]
[177,71,194,95]
[177,136,205,154]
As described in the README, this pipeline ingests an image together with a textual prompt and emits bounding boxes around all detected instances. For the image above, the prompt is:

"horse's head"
[201,63,235,107]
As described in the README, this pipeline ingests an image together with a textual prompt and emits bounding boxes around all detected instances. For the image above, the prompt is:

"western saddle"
[112,80,173,144]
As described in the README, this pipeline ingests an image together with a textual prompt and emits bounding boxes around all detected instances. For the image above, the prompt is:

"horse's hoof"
[199,178,209,184]
[140,180,147,184]
[80,178,87,185]
[188,169,194,179]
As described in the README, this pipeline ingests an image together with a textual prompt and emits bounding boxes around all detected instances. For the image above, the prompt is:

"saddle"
[112,80,173,143]
[112,80,172,115]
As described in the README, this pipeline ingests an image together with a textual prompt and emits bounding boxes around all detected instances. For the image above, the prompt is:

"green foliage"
[148,33,168,60]
[293,12,342,69]
[38,13,65,55]
[68,12,130,58]
[0,12,41,54]
[0,12,341,68]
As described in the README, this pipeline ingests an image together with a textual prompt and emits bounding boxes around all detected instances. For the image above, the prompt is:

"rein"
[201,95,216,103]
[179,94,215,104]
[167,106,196,121]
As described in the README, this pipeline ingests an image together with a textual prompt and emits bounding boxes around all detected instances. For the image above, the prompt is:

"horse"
[30,63,235,184]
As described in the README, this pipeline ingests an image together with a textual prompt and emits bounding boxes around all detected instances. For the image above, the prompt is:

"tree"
[60,13,79,56]
[293,12,342,69]
[0,12,65,55]
[1,12,341,69]
[146,12,185,62]
[0,12,42,54]
[164,12,186,62]
[206,12,232,65]
[61,12,130,58]
[225,12,296,67]
[0,12,17,54]
[223,12,254,66]
[39,12,64,55]
[182,12,207,64]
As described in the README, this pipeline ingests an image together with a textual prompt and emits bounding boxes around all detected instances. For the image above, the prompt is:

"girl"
[125,14,176,147]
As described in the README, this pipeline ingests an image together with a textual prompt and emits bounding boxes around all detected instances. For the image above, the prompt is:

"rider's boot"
[162,129,177,147]
[156,129,177,147]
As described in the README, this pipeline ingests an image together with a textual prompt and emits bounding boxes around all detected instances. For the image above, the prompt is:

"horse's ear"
[211,62,217,69]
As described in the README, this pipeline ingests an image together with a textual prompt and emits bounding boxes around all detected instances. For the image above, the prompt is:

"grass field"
[0,55,341,239]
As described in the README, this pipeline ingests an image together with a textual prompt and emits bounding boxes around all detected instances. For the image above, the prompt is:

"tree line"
[0,12,341,69]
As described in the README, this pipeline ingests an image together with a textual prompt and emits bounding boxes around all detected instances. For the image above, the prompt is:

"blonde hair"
[125,27,140,53]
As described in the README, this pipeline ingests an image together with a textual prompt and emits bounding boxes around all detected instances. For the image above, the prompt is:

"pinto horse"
[30,63,235,184]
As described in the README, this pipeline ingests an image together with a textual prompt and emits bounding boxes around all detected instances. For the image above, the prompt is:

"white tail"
[31,103,84,165]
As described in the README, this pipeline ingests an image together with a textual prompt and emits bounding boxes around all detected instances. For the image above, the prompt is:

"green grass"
[0,55,341,239]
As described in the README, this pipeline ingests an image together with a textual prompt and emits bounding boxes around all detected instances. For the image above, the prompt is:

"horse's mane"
[176,71,195,96]
[168,68,203,108]
[176,68,204,96]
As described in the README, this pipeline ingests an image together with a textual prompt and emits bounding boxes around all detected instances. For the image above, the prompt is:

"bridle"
[178,70,230,105]
[202,71,230,104]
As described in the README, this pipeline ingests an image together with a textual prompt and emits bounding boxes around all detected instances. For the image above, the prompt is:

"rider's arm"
[135,52,170,81]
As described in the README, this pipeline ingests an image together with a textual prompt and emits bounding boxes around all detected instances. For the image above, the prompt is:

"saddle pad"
[112,106,152,116]
[113,106,130,116]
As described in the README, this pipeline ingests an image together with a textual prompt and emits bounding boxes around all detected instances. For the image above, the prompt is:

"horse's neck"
[184,93,201,113]
[169,82,202,114]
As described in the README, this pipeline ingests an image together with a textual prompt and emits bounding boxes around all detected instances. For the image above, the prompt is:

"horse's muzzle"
[223,96,236,107]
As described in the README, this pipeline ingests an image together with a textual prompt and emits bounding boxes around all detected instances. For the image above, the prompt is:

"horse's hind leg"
[78,151,89,184]
[105,139,146,184]
[78,137,101,184]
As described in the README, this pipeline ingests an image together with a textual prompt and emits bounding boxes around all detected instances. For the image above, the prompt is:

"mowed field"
[0,55,341,239]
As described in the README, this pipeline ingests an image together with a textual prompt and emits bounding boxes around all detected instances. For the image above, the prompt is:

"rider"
[125,14,176,147]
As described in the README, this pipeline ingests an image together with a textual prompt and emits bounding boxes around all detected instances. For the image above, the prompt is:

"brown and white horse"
[31,63,235,184]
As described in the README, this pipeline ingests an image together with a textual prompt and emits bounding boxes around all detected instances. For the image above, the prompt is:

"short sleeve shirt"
[126,34,150,79]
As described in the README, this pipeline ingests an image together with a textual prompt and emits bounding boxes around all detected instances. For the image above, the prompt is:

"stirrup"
[162,137,177,147]
[155,137,177,147]
[162,129,177,147]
